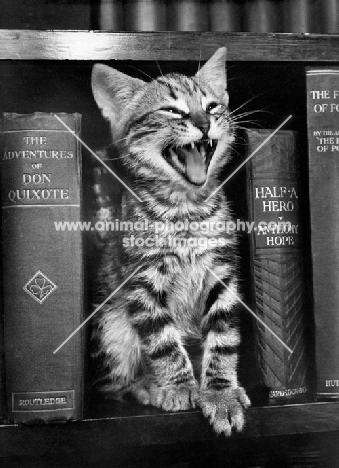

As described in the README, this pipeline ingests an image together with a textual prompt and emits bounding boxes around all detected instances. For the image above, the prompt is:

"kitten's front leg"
[128,279,198,412]
[199,275,250,436]
[145,327,199,411]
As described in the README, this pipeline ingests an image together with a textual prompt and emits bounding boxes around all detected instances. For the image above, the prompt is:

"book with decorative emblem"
[1,112,84,423]
[306,69,339,400]
[245,129,311,405]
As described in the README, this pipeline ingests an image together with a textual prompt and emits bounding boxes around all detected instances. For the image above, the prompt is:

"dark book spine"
[167,0,208,31]
[98,0,124,30]
[91,150,123,245]
[306,69,339,400]
[125,0,167,31]
[244,0,281,32]
[0,0,91,29]
[246,129,311,405]
[322,0,339,33]
[282,0,321,33]
[209,0,242,32]
[1,112,84,423]
[0,200,6,421]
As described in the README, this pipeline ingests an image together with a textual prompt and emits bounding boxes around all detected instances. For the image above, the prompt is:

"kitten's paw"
[149,381,199,412]
[199,386,250,436]
[128,374,154,405]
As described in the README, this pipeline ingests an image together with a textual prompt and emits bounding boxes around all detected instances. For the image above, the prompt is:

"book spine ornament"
[1,112,84,423]
[246,129,311,404]
[306,69,339,400]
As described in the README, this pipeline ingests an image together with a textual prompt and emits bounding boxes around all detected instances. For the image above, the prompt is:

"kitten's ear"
[91,64,144,126]
[196,47,227,98]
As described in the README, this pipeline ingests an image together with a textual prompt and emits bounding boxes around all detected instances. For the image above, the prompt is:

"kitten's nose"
[197,121,210,136]
[191,111,210,136]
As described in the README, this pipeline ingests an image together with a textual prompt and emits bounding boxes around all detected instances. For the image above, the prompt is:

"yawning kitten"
[91,47,250,436]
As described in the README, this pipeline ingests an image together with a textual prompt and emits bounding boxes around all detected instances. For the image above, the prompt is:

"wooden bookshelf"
[1,402,339,459]
[1,30,339,62]
[1,30,339,467]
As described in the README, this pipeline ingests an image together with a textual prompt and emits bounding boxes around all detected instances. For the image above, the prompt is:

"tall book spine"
[306,69,339,400]
[322,0,339,33]
[125,0,167,31]
[167,0,208,31]
[244,0,281,32]
[98,0,124,30]
[91,150,123,245]
[1,112,84,423]
[246,129,311,405]
[0,0,91,30]
[0,203,6,420]
[282,0,321,33]
[209,0,242,32]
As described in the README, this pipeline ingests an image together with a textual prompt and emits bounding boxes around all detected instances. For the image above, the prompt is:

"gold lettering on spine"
[3,134,73,204]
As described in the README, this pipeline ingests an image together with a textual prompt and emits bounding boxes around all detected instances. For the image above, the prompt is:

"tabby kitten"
[91,47,250,436]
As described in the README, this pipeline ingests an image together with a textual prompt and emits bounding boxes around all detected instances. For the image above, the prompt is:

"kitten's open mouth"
[163,139,218,186]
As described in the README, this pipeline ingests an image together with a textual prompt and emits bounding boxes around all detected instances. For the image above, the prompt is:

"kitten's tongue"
[177,146,206,186]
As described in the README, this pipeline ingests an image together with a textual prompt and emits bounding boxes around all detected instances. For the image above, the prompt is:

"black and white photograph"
[1,1,339,467]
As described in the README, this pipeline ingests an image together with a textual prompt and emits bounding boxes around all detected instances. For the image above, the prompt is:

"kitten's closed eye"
[158,107,189,119]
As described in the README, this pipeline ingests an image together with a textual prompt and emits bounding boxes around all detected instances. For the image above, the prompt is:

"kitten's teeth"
[200,145,206,161]
[191,142,195,149]
[209,139,213,146]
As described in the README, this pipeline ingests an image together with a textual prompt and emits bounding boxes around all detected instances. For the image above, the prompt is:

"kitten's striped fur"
[91,48,250,436]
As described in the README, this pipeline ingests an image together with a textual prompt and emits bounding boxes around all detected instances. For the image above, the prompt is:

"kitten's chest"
[168,259,208,332]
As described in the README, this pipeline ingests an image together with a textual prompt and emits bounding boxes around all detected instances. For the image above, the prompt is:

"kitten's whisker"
[103,155,128,161]
[227,96,260,116]
[195,49,202,89]
[155,60,165,80]
[106,135,130,146]
[228,119,263,129]
[128,65,153,81]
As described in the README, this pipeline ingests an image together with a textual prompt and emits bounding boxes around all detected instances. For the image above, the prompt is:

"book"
[91,149,123,246]
[0,0,91,29]
[306,69,339,400]
[167,0,208,31]
[209,0,242,32]
[0,206,6,421]
[245,129,311,405]
[98,0,124,31]
[244,0,281,32]
[322,0,339,33]
[282,0,321,33]
[125,0,167,31]
[1,112,84,423]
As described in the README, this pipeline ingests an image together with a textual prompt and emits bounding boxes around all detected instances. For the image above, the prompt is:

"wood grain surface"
[2,30,339,61]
